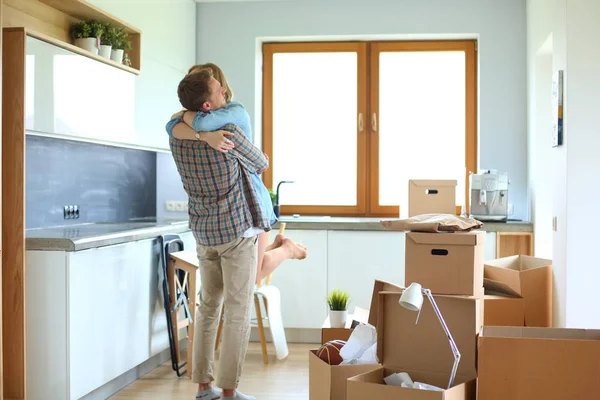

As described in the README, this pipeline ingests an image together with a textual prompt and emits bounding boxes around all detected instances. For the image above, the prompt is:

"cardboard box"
[368,280,404,328]
[405,231,486,296]
[478,326,600,399]
[309,351,378,400]
[321,307,370,344]
[347,290,483,400]
[484,255,552,327]
[483,295,525,326]
[408,179,457,217]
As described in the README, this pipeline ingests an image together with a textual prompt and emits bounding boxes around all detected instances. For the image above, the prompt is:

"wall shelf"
[3,0,141,74]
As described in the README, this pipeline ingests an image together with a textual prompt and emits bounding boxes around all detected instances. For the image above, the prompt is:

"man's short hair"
[178,69,213,111]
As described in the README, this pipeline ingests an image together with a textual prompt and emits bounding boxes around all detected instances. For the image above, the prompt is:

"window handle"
[358,113,364,132]
[371,112,377,132]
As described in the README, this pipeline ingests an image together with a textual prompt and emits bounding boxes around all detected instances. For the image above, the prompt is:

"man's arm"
[224,123,268,174]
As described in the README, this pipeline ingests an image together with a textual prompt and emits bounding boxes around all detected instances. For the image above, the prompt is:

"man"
[168,70,268,400]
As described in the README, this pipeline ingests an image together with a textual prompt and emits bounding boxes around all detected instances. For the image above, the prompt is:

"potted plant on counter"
[326,289,350,328]
[70,20,104,55]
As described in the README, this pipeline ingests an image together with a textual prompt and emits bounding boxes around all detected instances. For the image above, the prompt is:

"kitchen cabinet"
[327,231,405,311]
[26,238,167,399]
[262,229,328,329]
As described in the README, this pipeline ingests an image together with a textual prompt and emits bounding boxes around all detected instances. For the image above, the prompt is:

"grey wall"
[26,135,156,229]
[196,0,529,220]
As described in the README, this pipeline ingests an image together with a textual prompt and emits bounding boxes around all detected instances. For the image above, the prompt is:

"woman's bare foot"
[266,233,285,252]
[282,237,307,259]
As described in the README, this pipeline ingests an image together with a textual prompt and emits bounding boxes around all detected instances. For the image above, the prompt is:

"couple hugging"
[166,63,307,400]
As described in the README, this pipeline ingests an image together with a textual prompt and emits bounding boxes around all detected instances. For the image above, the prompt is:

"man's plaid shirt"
[169,123,272,247]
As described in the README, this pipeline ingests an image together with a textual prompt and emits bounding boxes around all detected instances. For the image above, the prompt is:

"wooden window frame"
[262,40,477,218]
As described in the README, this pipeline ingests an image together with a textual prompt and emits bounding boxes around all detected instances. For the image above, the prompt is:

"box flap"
[368,280,404,327]
[483,278,522,297]
[480,326,600,340]
[484,255,552,272]
[407,231,484,246]
[410,179,458,188]
[377,291,481,379]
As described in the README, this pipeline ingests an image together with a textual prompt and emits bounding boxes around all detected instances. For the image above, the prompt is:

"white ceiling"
[195,0,295,2]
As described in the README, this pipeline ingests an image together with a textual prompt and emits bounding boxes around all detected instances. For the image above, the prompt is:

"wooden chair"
[215,223,289,364]
[167,250,200,378]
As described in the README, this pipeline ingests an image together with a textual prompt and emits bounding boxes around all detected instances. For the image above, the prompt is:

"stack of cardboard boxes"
[308,180,600,399]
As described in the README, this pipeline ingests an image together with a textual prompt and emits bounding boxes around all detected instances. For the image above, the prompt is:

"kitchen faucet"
[273,180,295,218]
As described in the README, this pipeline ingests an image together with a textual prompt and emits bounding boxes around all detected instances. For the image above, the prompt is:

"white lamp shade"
[399,282,424,311]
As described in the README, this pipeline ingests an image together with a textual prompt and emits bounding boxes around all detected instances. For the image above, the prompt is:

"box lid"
[376,290,482,379]
[410,179,458,187]
[479,326,600,341]
[407,231,485,246]
[368,280,404,328]
[484,255,552,273]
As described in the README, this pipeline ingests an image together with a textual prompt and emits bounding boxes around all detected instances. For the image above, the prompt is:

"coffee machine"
[469,170,509,222]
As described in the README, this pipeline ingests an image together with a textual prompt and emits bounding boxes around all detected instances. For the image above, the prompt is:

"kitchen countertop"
[274,216,533,233]
[26,219,192,251]
[26,216,533,252]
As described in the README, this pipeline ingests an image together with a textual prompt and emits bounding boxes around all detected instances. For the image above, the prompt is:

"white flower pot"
[74,37,98,55]
[110,48,124,64]
[98,44,112,59]
[329,310,348,328]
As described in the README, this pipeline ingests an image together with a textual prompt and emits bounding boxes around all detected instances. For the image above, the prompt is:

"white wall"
[527,0,600,329]
[88,0,197,218]
[564,0,600,329]
[195,0,529,221]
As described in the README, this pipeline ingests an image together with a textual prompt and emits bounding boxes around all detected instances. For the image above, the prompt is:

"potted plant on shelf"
[98,22,116,59]
[110,27,132,65]
[326,289,350,328]
[70,20,104,55]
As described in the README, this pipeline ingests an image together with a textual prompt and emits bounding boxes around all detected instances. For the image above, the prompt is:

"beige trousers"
[192,235,258,389]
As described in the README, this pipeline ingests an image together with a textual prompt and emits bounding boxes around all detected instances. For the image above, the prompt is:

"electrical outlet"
[165,201,188,213]
[508,203,514,215]
[63,205,80,219]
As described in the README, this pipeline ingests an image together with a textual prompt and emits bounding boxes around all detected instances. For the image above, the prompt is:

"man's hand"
[200,130,236,153]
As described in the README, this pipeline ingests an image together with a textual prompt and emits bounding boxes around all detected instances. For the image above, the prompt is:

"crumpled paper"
[339,323,379,365]
[384,372,444,392]
[380,213,483,233]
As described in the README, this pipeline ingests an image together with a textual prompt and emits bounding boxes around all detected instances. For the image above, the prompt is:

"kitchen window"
[262,40,477,217]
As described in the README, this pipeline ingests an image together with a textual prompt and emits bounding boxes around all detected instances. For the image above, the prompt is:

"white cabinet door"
[260,229,328,329]
[68,239,156,399]
[484,232,497,261]
[327,231,405,313]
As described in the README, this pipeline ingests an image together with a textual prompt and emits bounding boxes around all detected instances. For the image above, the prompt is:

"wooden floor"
[110,342,314,400]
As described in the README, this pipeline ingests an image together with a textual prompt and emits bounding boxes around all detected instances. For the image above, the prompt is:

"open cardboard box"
[310,293,384,399]
[478,326,600,399]
[406,231,486,296]
[347,290,483,400]
[484,255,552,327]
[408,179,457,217]
[483,294,525,326]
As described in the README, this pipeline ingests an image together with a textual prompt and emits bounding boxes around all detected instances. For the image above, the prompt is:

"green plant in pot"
[326,289,350,328]
[70,20,104,55]
[98,22,117,59]
[110,27,132,65]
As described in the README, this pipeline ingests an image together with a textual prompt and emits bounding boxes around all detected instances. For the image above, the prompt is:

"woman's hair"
[188,63,233,102]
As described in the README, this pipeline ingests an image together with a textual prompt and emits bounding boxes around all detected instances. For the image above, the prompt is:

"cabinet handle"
[358,113,364,132]
[372,112,377,132]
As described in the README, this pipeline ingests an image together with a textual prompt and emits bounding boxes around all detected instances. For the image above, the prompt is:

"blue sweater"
[165,102,277,225]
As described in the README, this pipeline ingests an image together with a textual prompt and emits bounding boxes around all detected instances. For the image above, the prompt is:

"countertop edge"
[26,219,533,252]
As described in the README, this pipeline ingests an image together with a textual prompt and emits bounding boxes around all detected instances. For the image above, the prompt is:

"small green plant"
[70,20,104,40]
[100,23,117,46]
[268,188,276,205]
[112,27,132,50]
[326,289,350,311]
